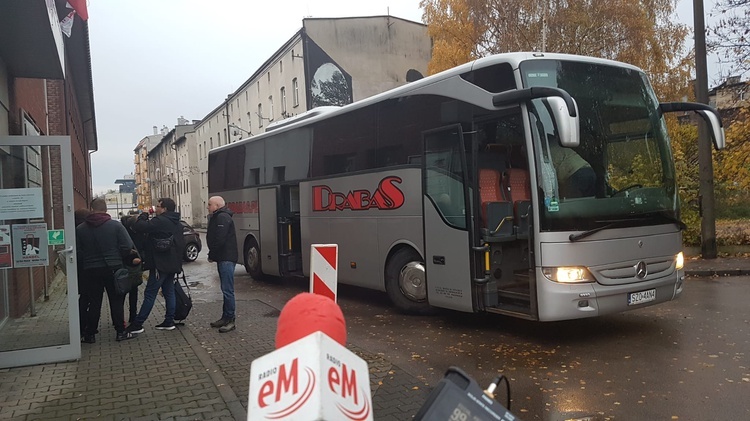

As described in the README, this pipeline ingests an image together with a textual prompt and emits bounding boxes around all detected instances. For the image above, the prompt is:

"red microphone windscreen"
[275,293,347,349]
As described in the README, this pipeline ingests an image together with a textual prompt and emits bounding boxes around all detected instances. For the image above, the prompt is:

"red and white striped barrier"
[310,244,338,301]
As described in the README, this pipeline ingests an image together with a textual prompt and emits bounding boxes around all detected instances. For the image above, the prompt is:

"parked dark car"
[181,221,202,262]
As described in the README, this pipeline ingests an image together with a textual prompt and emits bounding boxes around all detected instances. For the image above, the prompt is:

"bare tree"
[709,0,750,77]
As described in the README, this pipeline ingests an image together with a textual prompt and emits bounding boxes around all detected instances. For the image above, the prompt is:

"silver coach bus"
[208,52,724,321]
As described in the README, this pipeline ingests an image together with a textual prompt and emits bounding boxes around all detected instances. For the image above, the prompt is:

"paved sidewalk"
[0,289,430,420]
[0,255,745,420]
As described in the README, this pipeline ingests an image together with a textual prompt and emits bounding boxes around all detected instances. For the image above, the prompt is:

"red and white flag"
[60,11,75,37]
[67,0,88,21]
[60,0,89,37]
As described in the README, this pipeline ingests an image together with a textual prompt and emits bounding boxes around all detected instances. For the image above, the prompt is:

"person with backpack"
[127,197,185,334]
[76,199,139,343]
[206,196,238,333]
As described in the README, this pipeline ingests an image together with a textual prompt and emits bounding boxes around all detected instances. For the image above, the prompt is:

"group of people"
[75,195,238,343]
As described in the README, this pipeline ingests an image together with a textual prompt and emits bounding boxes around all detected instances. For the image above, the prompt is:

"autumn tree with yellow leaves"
[420,0,691,99]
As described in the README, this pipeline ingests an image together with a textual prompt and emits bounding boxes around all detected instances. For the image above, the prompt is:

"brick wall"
[12,78,47,134]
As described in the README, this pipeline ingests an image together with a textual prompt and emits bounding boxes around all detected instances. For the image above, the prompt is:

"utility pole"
[541,1,547,52]
[693,0,717,259]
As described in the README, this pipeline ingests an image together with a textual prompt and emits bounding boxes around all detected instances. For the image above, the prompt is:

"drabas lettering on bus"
[312,176,405,211]
[226,201,259,214]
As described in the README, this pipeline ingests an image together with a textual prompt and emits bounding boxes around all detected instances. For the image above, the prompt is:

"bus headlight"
[675,251,684,270]
[542,267,594,283]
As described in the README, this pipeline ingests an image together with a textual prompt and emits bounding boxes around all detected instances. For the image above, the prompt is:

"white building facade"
[174,129,203,226]
[146,123,195,219]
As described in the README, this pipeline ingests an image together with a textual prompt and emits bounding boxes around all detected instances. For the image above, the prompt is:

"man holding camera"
[127,197,185,334]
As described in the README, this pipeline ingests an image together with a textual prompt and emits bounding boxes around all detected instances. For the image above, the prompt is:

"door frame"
[0,135,80,368]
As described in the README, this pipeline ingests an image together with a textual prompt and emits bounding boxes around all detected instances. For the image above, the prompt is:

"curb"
[178,322,247,421]
[685,269,750,277]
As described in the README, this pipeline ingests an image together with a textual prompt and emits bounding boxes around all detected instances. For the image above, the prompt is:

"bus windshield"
[520,59,678,232]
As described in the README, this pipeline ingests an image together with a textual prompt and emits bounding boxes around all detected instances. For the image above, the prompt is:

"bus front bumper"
[536,268,685,322]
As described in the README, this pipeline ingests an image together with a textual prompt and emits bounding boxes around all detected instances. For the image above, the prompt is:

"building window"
[267,72,271,83]
[257,81,260,94]
[281,87,287,115]
[258,104,263,128]
[210,137,213,149]
[199,144,202,159]
[293,78,299,107]
[269,96,274,121]
[280,60,283,74]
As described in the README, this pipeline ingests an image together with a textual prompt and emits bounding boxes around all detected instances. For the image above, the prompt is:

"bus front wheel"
[244,238,264,280]
[385,248,434,315]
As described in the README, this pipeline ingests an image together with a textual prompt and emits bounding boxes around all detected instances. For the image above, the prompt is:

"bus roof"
[210,52,644,154]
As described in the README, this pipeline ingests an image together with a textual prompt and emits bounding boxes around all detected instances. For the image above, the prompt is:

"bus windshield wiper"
[569,213,686,242]
[568,219,633,242]
[631,211,687,231]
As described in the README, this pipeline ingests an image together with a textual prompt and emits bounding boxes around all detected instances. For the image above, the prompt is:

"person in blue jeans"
[127,197,185,334]
[206,196,238,333]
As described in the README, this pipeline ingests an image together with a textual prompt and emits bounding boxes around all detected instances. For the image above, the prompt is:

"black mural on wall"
[304,37,353,108]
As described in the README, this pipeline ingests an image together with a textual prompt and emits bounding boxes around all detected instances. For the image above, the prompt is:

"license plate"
[628,288,656,305]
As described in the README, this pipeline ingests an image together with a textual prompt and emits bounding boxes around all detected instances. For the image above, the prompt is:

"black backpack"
[174,270,192,323]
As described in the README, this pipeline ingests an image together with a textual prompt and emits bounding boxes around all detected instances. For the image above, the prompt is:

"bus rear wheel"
[385,248,434,315]
[244,238,264,280]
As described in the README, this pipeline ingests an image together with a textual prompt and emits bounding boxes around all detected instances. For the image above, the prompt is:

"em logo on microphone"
[249,332,374,420]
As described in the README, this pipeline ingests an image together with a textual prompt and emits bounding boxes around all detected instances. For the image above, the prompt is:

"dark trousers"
[81,266,127,335]
[78,267,91,335]
[126,284,138,323]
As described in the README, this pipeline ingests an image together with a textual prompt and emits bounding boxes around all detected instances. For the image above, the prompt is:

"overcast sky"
[86,0,720,195]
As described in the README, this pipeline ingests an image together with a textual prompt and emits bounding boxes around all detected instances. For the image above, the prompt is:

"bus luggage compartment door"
[259,187,280,276]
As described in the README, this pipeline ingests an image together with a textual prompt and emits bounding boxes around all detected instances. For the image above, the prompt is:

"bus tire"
[385,248,435,315]
[244,238,264,280]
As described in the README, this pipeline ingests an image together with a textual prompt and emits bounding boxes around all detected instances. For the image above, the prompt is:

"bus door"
[278,184,302,276]
[476,114,535,318]
[259,187,280,277]
[422,125,476,312]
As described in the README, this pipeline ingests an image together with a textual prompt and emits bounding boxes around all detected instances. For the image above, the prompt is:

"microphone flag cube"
[249,331,374,421]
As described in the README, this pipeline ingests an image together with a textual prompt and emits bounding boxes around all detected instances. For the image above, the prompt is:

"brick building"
[0,0,98,366]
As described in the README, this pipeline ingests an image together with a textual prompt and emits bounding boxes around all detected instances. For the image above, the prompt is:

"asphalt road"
[186,249,749,420]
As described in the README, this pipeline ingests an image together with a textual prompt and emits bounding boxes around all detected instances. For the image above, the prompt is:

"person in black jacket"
[121,214,146,324]
[127,197,185,334]
[206,196,238,333]
[76,199,139,342]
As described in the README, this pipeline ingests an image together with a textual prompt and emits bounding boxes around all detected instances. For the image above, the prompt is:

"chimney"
[153,126,158,135]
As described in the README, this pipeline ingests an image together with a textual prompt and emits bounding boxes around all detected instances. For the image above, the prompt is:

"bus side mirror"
[697,110,726,150]
[659,102,726,150]
[493,87,580,147]
[546,96,580,148]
